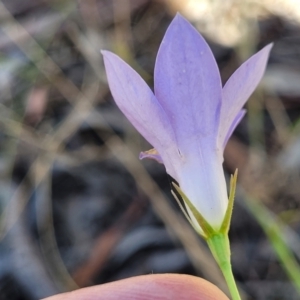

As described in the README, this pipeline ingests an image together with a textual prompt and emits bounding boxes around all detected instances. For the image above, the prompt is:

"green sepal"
[172,169,238,238]
[220,169,238,234]
[171,189,206,238]
[172,182,216,238]
[172,172,241,300]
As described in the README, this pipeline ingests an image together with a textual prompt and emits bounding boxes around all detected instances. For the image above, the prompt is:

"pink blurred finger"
[43,274,229,300]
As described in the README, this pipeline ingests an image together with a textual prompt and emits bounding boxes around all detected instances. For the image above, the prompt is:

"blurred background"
[0,0,300,299]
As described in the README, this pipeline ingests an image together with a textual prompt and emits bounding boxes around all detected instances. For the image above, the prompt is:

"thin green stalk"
[245,198,300,294]
[207,233,241,300]
[220,259,241,300]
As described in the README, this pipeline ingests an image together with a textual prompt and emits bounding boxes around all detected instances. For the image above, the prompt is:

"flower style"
[102,14,272,232]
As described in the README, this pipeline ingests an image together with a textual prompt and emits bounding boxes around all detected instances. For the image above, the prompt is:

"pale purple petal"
[102,51,175,156]
[154,14,222,151]
[178,151,228,228]
[223,109,246,149]
[220,44,273,147]
[139,148,163,164]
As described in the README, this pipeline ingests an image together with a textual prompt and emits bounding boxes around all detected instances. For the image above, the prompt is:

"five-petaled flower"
[102,14,272,232]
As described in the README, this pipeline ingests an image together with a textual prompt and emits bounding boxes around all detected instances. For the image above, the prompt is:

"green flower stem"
[206,233,241,300]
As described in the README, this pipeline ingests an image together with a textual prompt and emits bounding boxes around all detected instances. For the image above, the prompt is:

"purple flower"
[101,14,272,230]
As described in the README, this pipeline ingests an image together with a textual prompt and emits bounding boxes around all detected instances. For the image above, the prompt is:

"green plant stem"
[245,198,300,294]
[206,233,241,300]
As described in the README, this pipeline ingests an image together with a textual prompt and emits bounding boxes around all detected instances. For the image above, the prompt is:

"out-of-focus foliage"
[0,1,300,300]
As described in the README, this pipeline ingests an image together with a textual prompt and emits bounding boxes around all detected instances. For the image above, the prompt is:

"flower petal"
[154,14,222,150]
[223,109,246,149]
[220,44,273,147]
[178,152,228,228]
[102,50,175,157]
